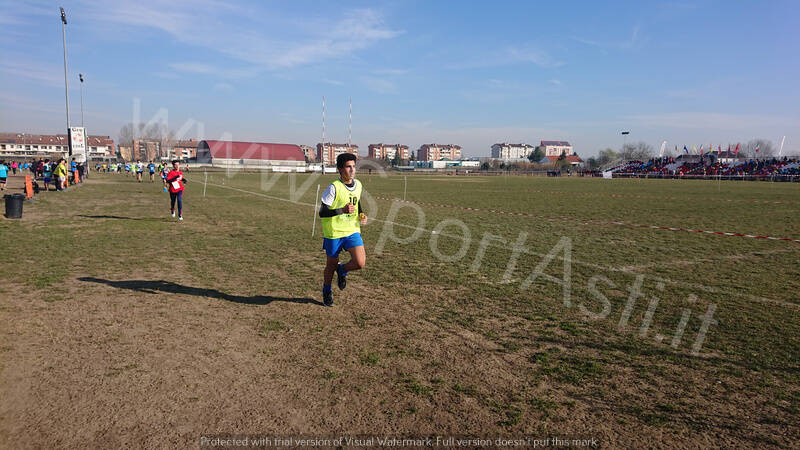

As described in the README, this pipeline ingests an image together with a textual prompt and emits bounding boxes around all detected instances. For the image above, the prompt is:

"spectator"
[53,159,68,191]
[0,160,8,191]
[42,159,53,191]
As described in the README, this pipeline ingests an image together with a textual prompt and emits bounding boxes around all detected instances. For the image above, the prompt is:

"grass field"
[1,170,798,447]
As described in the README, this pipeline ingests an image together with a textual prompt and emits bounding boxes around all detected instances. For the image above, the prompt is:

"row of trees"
[117,122,176,160]
[118,122,174,147]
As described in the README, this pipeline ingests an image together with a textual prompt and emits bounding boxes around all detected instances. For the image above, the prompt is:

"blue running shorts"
[322,232,363,258]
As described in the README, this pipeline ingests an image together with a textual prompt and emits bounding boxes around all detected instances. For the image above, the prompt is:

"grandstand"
[607,155,800,181]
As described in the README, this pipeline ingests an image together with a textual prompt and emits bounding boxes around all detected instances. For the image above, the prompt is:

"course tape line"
[374,196,800,245]
[523,189,799,206]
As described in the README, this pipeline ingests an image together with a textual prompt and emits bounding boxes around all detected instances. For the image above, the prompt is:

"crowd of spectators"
[608,156,800,180]
[1,157,86,192]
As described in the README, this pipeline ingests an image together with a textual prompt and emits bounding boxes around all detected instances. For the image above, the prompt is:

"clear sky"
[1,0,798,157]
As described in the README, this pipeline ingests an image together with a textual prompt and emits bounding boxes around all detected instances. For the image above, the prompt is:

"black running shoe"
[336,264,347,291]
[323,290,333,307]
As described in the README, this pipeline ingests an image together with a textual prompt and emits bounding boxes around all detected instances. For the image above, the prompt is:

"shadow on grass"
[78,277,322,306]
[77,214,154,220]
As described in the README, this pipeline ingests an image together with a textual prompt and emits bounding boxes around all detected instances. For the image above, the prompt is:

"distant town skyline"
[1,1,798,157]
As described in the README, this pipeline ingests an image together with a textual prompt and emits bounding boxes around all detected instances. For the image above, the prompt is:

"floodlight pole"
[80,73,89,177]
[61,7,71,157]
[79,73,84,127]
[621,131,630,153]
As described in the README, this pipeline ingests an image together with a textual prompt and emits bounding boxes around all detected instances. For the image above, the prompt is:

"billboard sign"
[69,127,87,162]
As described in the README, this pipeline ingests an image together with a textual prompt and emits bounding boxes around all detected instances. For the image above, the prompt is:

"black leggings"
[170,191,183,215]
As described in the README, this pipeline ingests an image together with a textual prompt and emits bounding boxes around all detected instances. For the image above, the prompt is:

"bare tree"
[119,122,175,160]
[119,122,172,142]
[596,148,619,167]
[146,122,175,159]
[741,139,775,158]
[620,141,653,161]
[117,123,143,160]
[118,123,136,147]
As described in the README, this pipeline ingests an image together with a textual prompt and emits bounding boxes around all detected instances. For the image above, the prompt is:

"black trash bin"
[4,193,24,219]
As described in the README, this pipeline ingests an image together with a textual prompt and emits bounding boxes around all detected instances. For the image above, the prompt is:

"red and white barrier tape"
[520,189,798,206]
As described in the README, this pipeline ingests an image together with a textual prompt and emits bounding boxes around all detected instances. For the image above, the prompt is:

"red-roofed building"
[196,140,306,168]
[0,132,114,159]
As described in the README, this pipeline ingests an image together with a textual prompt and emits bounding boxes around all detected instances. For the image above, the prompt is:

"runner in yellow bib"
[318,153,368,306]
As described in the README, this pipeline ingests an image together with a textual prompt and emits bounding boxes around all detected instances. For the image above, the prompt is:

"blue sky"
[1,0,798,157]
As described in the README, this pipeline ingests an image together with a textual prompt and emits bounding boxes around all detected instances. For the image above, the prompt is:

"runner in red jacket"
[165,160,188,221]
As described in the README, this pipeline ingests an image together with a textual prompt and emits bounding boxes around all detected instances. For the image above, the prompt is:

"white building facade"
[491,143,535,159]
[537,140,573,157]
